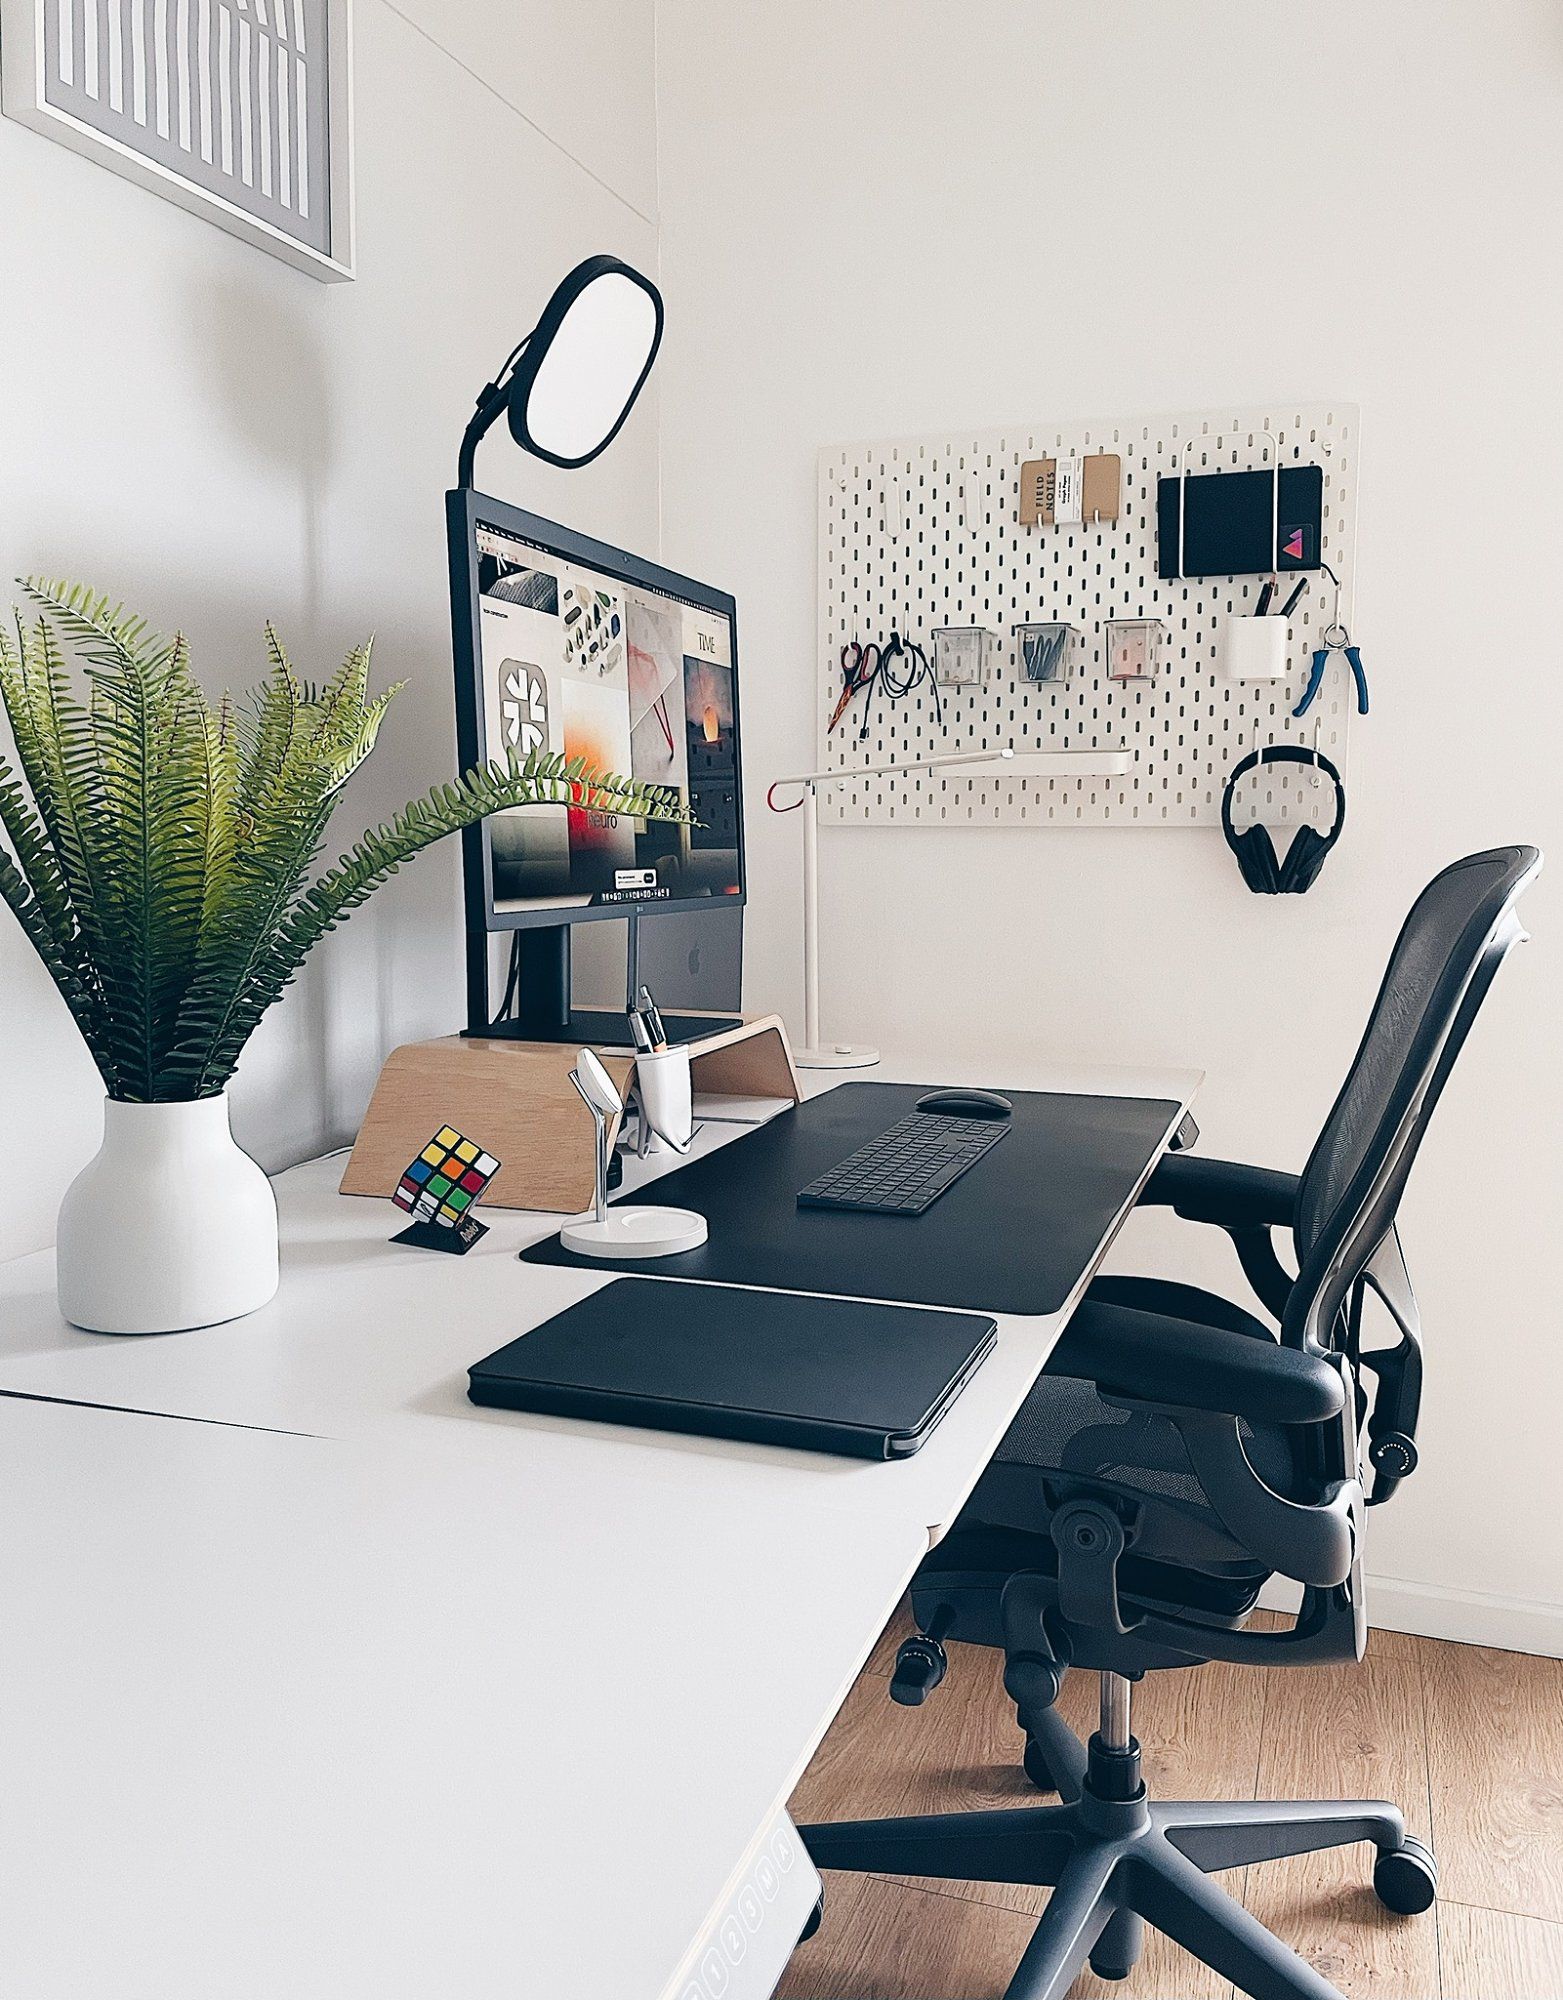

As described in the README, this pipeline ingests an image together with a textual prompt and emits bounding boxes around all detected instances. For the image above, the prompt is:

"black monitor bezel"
[447,487,747,937]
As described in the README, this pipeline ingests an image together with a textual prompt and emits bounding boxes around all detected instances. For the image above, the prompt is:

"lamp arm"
[768,748,1010,805]
[456,378,513,491]
[455,330,536,490]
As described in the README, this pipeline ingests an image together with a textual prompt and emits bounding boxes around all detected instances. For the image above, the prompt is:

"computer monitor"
[447,489,746,1043]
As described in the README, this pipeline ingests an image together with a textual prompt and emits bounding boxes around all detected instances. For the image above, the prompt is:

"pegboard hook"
[1173,423,1285,583]
[1318,562,1347,648]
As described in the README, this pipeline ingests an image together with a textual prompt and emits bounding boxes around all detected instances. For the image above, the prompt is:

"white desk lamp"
[768,746,1131,1069]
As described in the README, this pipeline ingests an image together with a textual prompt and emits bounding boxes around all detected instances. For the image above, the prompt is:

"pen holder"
[1220,614,1290,681]
[1014,621,1082,686]
[635,1045,695,1153]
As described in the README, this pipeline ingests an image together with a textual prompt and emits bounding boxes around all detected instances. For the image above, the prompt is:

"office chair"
[798,846,1541,2000]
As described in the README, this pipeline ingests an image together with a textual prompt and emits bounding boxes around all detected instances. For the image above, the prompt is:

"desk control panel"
[674,1812,821,2000]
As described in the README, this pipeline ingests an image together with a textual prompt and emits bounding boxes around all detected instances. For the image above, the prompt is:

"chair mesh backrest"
[1293,847,1539,1284]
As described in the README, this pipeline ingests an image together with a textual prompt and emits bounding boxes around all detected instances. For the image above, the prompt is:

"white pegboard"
[817,404,1359,827]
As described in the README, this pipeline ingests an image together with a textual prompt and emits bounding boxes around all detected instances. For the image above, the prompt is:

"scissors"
[1293,622,1369,719]
[829,640,880,732]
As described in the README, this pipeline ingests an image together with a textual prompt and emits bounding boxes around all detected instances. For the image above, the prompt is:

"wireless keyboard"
[796,1111,1011,1217]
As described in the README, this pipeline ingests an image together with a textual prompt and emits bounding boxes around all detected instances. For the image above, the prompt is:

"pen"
[1253,579,1275,618]
[1279,576,1309,619]
[628,1005,654,1053]
[636,985,668,1052]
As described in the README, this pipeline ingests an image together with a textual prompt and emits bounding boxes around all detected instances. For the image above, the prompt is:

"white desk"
[0,1394,913,2000]
[0,1057,1197,1999]
[0,1058,1196,1548]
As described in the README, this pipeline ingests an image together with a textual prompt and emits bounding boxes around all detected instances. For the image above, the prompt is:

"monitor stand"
[464,920,742,1048]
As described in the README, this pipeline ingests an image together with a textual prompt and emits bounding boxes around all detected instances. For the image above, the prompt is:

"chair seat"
[955,1273,1303,1576]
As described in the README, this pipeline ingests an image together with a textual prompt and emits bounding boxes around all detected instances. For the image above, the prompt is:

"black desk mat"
[521,1082,1180,1315]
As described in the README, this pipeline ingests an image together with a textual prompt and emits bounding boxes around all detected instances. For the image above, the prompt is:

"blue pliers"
[1293,624,1368,719]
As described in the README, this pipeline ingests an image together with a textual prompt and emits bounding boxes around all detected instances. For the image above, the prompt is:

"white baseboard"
[1259,1574,1563,1659]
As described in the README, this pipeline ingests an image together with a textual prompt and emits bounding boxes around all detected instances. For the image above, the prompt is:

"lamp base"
[559,1206,709,1260]
[794,1043,881,1071]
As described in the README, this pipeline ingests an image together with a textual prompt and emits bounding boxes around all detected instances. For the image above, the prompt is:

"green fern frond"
[0,590,695,1103]
[237,640,300,821]
[72,625,211,1097]
[1,617,108,932]
[0,838,105,1046]
[184,750,690,1089]
[0,754,115,1081]
[199,692,242,936]
[22,578,171,676]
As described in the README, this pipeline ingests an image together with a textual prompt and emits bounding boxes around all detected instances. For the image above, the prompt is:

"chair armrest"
[1138,1154,1300,1231]
[1048,1298,1345,1426]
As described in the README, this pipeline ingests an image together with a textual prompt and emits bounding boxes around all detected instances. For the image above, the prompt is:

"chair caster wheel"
[890,1633,949,1707]
[1374,1837,1437,1914]
[799,1892,825,1943]
[1022,1735,1058,1793]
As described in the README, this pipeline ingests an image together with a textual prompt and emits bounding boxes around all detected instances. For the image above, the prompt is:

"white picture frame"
[0,0,354,282]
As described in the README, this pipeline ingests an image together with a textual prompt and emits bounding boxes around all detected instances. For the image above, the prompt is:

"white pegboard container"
[817,404,1358,827]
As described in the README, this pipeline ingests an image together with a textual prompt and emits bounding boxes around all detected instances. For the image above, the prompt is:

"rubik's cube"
[393,1127,501,1229]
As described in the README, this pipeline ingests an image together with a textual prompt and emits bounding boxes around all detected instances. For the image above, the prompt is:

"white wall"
[653,2,1563,1641]
[0,0,662,1259]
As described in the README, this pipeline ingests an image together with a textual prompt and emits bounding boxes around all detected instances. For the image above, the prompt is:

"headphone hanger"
[1224,738,1342,824]
[1244,705,1325,808]
[1221,738,1345,895]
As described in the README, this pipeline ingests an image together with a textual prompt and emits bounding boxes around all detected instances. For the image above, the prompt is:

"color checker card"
[394,1127,501,1228]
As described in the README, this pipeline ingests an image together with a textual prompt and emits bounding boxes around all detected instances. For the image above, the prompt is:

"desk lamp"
[767,746,1131,1069]
[456,254,664,486]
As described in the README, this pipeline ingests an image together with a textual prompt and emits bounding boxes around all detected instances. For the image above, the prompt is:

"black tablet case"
[521,1082,1180,1316]
[467,1278,997,1459]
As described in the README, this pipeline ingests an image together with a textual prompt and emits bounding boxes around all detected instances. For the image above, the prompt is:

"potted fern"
[0,581,688,1334]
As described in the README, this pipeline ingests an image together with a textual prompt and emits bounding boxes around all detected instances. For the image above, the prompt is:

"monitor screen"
[448,495,744,931]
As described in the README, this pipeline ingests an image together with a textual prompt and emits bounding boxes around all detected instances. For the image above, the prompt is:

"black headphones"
[1221,744,1346,895]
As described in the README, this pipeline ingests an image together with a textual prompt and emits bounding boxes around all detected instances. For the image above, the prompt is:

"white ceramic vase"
[56,1094,279,1334]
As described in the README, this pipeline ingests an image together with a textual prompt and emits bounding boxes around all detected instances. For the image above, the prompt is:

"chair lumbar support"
[800,1670,1436,1999]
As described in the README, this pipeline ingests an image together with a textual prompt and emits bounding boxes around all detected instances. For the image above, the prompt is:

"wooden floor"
[780,1603,1563,1999]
